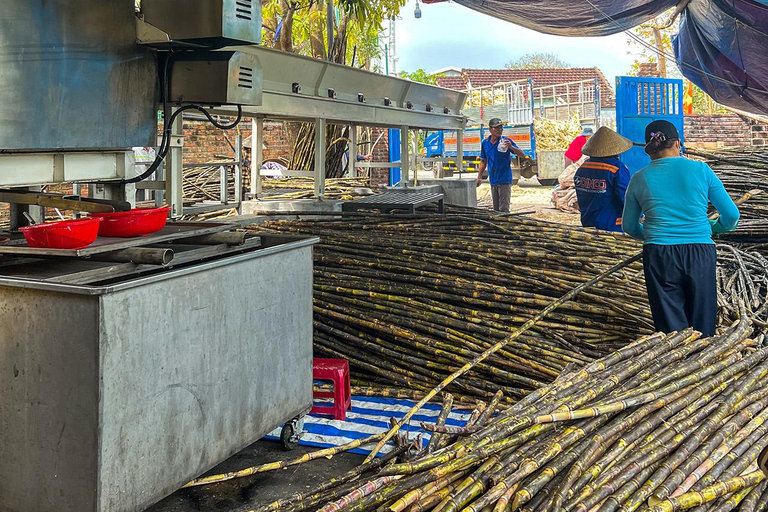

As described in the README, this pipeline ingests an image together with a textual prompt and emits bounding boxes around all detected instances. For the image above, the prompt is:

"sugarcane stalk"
[645,470,765,512]
[362,252,644,463]
[183,432,387,487]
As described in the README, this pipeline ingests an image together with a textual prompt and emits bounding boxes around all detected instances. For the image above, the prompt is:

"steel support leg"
[348,125,358,178]
[314,118,327,198]
[400,126,409,187]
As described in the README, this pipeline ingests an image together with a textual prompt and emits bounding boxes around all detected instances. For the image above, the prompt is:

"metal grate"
[235,0,253,20]
[238,66,254,89]
[342,192,445,213]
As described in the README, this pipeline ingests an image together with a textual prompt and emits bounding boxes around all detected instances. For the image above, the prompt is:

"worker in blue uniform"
[573,126,633,232]
[476,118,526,212]
[623,120,740,337]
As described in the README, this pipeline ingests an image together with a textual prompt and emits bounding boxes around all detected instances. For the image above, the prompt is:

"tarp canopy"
[447,0,768,115]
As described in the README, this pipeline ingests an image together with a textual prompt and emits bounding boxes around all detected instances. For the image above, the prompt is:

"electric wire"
[582,0,768,96]
[121,53,244,184]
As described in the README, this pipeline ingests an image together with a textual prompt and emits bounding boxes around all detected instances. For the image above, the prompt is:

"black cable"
[582,0,768,95]
[121,53,172,184]
[122,104,242,184]
[121,52,244,184]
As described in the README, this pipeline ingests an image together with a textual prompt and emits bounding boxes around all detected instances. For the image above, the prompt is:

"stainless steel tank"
[0,235,316,511]
[0,1,157,151]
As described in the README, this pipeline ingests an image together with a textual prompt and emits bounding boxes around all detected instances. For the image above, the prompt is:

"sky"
[391,0,640,84]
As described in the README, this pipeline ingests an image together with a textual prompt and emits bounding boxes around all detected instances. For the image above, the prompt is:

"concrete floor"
[145,439,364,512]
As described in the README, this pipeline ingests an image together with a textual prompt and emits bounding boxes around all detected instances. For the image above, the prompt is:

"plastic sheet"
[674,0,768,115]
[447,0,768,115]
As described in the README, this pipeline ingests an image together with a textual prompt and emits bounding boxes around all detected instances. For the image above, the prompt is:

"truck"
[422,78,602,186]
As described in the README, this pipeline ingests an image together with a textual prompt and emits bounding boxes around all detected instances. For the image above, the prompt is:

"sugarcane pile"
[260,176,372,200]
[250,316,768,512]
[686,148,768,241]
[533,114,583,151]
[183,164,238,202]
[718,245,768,328]
[256,210,656,401]
[689,147,768,219]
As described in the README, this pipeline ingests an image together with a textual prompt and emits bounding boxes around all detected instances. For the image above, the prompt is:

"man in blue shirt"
[573,127,633,232]
[475,118,526,212]
[623,120,739,337]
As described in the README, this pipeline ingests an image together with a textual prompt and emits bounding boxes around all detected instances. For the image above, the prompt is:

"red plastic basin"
[19,218,102,250]
[88,206,171,237]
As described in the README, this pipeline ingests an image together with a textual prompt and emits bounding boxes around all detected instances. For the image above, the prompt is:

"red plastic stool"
[311,358,352,421]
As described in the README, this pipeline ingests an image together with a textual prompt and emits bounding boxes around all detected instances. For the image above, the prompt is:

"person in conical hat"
[572,126,633,232]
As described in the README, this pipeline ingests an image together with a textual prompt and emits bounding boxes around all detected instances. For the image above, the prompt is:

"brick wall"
[179,118,396,186]
[180,118,292,163]
[369,127,390,187]
[746,118,768,146]
[684,114,768,148]
[636,62,660,78]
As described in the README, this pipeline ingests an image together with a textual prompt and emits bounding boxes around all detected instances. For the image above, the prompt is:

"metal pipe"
[326,0,334,60]
[181,232,247,246]
[89,247,174,266]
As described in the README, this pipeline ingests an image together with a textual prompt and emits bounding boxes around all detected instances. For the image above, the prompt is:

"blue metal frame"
[616,76,684,174]
[388,128,401,186]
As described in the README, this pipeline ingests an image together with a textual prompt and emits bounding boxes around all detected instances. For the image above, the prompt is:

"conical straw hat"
[581,126,633,158]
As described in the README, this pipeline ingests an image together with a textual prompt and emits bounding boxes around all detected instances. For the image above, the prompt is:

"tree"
[627,8,679,78]
[261,0,405,70]
[505,52,570,69]
[626,8,728,114]
[260,0,407,176]
[398,69,441,85]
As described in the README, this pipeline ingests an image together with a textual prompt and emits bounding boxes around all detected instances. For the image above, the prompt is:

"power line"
[582,0,768,96]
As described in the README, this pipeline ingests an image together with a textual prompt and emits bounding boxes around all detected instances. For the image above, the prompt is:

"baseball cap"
[580,127,594,137]
[488,118,503,128]
[645,120,679,143]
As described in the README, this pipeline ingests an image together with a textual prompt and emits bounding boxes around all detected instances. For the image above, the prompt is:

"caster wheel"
[280,416,304,450]
[280,423,297,450]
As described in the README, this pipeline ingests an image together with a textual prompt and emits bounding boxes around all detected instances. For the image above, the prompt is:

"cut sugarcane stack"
[252,316,768,512]
[256,211,655,401]
[260,176,372,200]
[718,245,768,328]
[256,208,768,401]
[687,148,768,242]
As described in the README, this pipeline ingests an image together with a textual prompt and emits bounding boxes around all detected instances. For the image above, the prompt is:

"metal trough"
[0,234,317,511]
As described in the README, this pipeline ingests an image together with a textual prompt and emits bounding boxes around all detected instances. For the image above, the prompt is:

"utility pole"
[327,0,334,60]
[388,17,397,76]
[652,26,667,77]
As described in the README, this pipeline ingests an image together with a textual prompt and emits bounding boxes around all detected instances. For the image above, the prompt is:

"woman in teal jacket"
[622,120,739,337]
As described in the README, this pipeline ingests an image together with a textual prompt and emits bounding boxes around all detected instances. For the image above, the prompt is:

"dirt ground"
[475,176,582,225]
[146,441,365,512]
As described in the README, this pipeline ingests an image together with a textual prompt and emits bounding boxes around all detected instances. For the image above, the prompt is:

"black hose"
[121,51,243,184]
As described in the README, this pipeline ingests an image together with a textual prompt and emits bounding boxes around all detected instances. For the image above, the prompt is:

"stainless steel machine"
[0,1,467,510]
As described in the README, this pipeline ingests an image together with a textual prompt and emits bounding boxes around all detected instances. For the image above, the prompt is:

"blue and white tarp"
[265,395,473,456]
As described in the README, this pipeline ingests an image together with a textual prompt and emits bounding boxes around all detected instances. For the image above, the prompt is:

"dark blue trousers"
[642,244,718,337]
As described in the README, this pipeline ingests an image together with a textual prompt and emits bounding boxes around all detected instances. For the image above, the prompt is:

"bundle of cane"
[243,316,768,512]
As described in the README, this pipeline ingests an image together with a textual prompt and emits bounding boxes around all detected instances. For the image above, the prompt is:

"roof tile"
[436,67,615,108]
